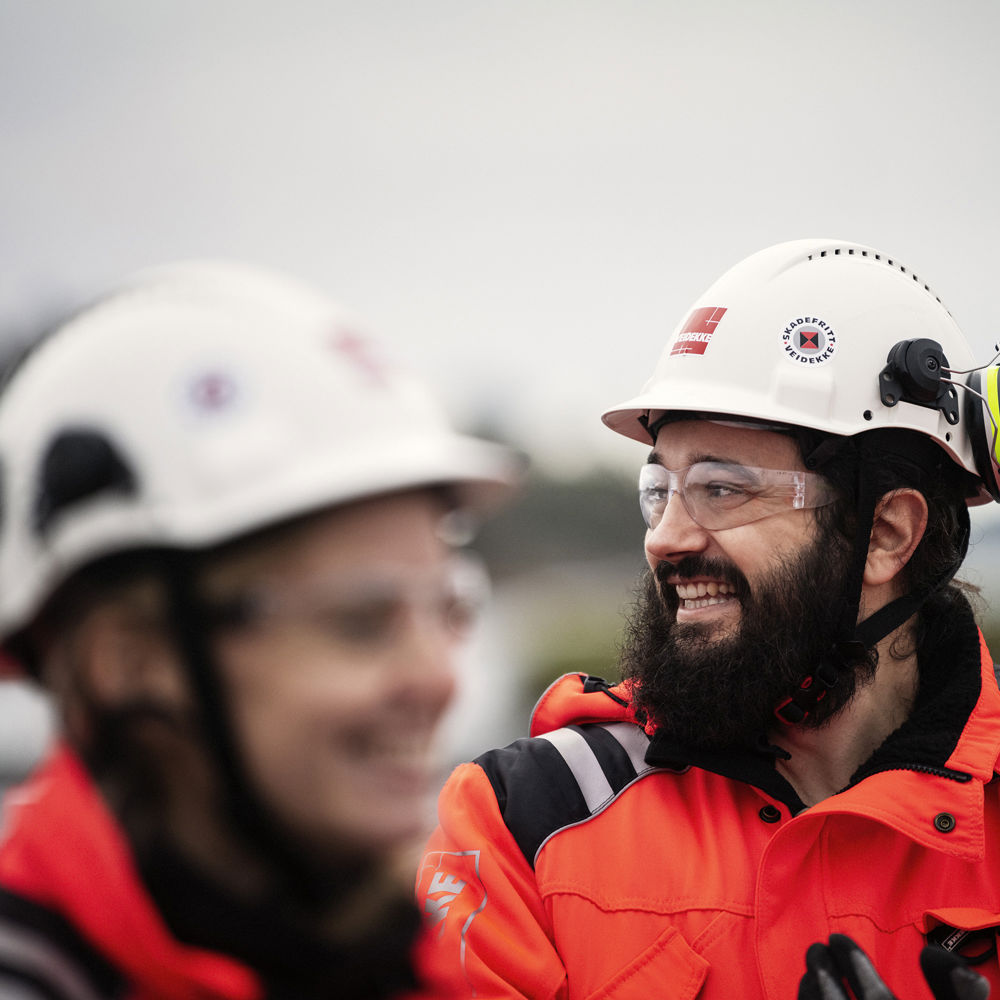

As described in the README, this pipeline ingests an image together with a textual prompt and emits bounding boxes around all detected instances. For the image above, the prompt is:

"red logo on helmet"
[670,307,727,357]
[798,329,820,351]
[330,329,390,385]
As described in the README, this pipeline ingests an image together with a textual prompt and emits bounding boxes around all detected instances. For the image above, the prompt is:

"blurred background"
[2,0,1000,784]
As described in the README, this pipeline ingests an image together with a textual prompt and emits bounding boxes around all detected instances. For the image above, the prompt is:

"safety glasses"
[639,461,838,531]
[204,556,489,651]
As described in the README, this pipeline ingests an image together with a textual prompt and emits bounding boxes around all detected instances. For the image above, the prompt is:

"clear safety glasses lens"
[205,555,490,649]
[638,461,838,531]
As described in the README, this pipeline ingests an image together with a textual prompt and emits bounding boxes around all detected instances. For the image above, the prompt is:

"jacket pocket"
[923,907,1000,967]
[583,924,709,1000]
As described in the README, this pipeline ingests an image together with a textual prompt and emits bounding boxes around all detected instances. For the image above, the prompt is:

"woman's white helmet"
[0,260,519,642]
[602,238,997,504]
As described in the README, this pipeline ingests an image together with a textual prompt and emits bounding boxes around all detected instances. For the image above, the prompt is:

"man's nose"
[644,489,711,569]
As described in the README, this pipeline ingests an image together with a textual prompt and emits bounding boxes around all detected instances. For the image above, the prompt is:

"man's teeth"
[675,581,735,608]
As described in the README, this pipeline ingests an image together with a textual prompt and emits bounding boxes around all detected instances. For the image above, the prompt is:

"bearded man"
[417,240,1000,1000]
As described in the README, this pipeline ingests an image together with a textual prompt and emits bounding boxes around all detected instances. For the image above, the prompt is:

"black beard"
[618,524,876,750]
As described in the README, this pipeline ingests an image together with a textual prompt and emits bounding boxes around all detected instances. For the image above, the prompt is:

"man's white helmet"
[603,238,1000,724]
[602,238,996,504]
[0,260,519,642]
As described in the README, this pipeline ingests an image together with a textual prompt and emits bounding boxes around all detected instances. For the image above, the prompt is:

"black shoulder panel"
[475,721,659,868]
[0,888,126,1000]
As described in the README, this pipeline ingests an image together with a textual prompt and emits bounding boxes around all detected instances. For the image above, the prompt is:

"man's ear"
[864,488,929,587]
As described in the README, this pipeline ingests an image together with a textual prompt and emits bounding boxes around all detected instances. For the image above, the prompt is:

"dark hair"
[12,548,176,677]
[801,427,975,611]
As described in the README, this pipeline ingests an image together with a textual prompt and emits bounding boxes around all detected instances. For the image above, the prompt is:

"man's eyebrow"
[645,451,744,467]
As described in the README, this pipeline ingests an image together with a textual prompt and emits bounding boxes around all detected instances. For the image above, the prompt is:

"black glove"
[798,933,990,1000]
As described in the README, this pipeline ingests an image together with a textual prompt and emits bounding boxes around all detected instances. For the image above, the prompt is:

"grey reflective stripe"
[0,977,52,1000]
[601,721,653,774]
[0,920,105,1000]
[537,728,615,812]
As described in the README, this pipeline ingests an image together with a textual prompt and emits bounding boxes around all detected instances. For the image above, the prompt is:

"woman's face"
[202,491,462,856]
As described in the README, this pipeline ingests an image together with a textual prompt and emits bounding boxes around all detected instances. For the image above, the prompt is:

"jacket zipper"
[859,763,972,783]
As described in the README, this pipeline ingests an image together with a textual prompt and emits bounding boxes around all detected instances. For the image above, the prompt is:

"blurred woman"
[0,262,517,999]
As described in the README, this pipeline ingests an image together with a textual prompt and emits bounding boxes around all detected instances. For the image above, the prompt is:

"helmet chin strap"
[160,552,359,908]
[774,435,970,726]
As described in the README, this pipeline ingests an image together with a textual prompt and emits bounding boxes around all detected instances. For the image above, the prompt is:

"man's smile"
[673,580,737,610]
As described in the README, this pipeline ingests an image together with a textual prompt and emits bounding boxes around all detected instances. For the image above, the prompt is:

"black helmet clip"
[879,339,959,425]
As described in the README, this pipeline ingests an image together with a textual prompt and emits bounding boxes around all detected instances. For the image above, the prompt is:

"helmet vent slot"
[34,428,138,537]
[806,246,945,309]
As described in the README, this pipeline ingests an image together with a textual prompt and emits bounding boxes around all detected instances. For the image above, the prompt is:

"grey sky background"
[2,0,1000,765]
[2,0,999,479]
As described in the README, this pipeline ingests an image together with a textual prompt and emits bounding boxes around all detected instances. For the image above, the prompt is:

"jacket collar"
[0,743,260,1000]
[0,743,425,1000]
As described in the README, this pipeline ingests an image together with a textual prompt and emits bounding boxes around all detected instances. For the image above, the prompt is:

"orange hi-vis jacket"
[0,744,260,999]
[416,597,1000,999]
[0,743,441,1000]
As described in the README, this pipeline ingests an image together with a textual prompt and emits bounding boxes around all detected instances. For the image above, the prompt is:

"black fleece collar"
[851,589,982,784]
[138,839,422,1000]
[645,589,985,814]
